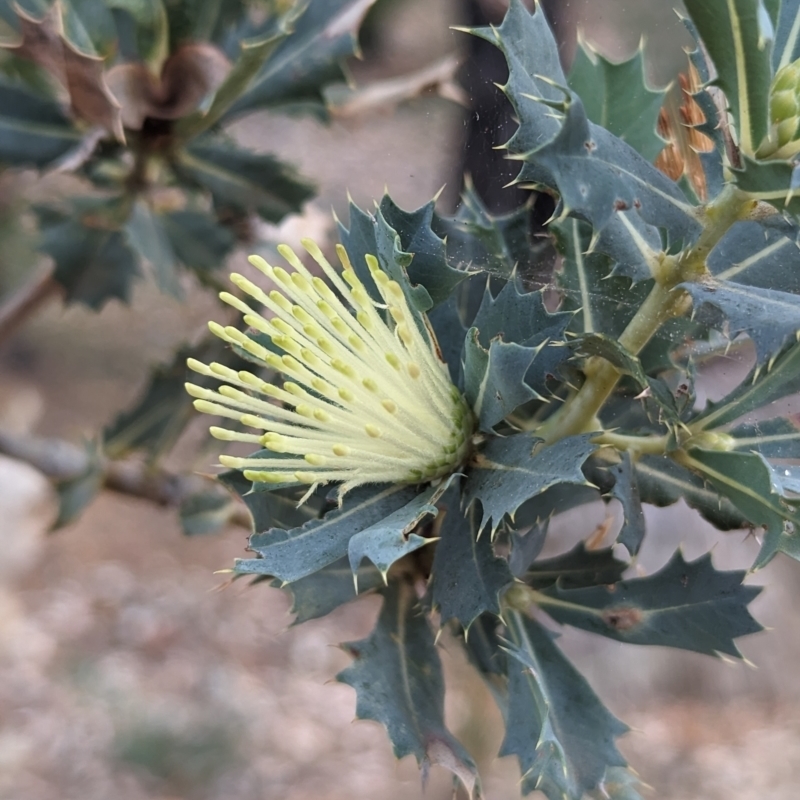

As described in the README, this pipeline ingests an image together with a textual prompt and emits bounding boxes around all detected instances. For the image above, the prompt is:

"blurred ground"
[2,0,800,798]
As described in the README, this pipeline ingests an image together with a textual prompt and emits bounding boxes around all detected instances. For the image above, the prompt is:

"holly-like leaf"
[537,550,763,657]
[104,337,232,460]
[436,183,543,278]
[218,468,323,533]
[602,453,646,555]
[526,541,628,590]
[427,293,467,386]
[471,275,572,348]
[683,0,773,157]
[516,93,699,272]
[347,480,445,580]
[501,611,629,800]
[707,218,800,294]
[463,330,546,432]
[464,0,566,156]
[175,137,314,223]
[733,157,800,217]
[595,767,648,800]
[338,581,482,799]
[0,78,83,167]
[124,200,182,297]
[567,39,665,162]
[160,210,236,273]
[378,194,468,307]
[2,2,124,139]
[280,557,384,625]
[38,206,141,308]
[483,3,699,271]
[729,415,800,458]
[464,433,596,534]
[682,278,800,365]
[235,484,429,583]
[464,279,572,430]
[175,6,300,139]
[106,0,169,69]
[179,484,238,536]
[774,0,800,70]
[554,218,643,334]
[430,498,513,629]
[634,453,750,531]
[695,339,800,430]
[681,448,800,568]
[224,0,378,120]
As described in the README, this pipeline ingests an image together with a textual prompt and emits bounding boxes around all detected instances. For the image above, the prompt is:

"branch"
[0,265,62,347]
[0,429,251,529]
[328,53,468,119]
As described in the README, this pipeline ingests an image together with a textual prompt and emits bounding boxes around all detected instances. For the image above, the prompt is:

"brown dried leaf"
[3,4,123,141]
[106,44,231,130]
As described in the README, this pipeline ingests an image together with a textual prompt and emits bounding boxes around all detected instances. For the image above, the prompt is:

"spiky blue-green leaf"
[538,550,762,656]
[0,79,82,168]
[175,137,314,223]
[526,541,628,590]
[337,582,482,798]
[464,434,596,534]
[729,416,800,458]
[601,454,646,555]
[235,484,425,583]
[501,611,628,799]
[683,0,774,157]
[681,448,800,568]
[347,480,446,579]
[430,497,513,628]
[567,41,665,162]
[774,0,800,69]
[681,278,800,364]
[707,218,800,294]
[464,330,547,432]
[437,183,543,278]
[280,557,384,625]
[634,454,749,531]
[378,195,468,306]
[224,0,378,119]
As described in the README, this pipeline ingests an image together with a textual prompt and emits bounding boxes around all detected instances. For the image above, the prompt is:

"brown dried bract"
[655,64,715,202]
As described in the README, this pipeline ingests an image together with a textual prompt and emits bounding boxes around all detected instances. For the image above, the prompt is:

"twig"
[0,429,251,529]
[0,266,62,347]
[329,53,468,119]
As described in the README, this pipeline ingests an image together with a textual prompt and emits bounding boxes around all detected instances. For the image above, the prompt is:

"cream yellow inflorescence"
[186,239,474,496]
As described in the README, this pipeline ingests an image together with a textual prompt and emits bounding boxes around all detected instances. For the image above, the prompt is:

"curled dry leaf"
[106,44,231,130]
[2,4,124,141]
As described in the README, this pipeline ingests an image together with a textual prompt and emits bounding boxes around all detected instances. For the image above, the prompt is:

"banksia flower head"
[186,239,474,497]
[757,58,800,159]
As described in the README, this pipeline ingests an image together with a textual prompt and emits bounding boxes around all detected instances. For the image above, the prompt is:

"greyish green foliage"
[9,0,800,797]
[225,0,800,800]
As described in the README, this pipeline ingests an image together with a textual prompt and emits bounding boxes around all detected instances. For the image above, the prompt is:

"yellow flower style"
[186,239,473,496]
